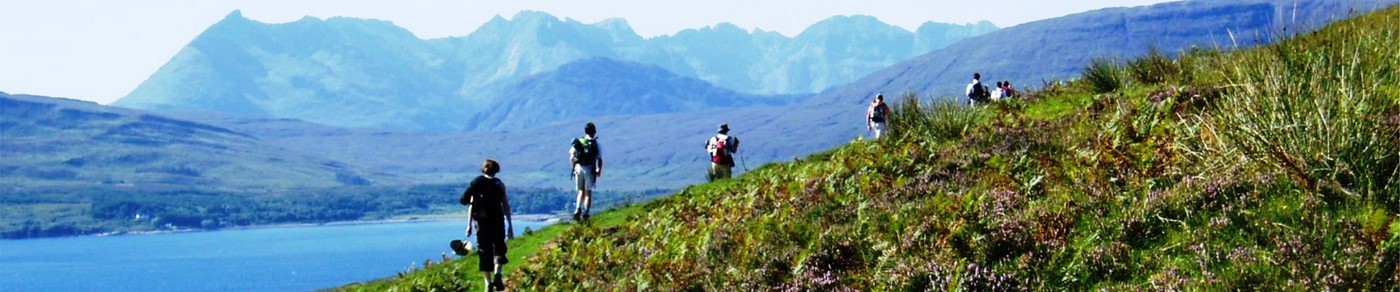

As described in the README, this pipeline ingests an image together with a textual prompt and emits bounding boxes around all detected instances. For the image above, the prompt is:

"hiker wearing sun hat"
[705,123,740,182]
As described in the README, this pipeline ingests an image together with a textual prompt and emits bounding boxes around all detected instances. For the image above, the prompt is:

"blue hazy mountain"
[649,16,998,94]
[113,11,463,130]
[1,92,394,190]
[113,11,994,132]
[465,58,807,131]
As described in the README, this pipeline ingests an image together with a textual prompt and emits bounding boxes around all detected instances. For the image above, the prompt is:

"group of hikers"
[967,72,1018,105]
[453,121,743,291]
[863,72,1019,140]
[453,72,1011,290]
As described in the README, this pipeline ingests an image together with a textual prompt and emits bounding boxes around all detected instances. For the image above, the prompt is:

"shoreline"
[8,213,563,240]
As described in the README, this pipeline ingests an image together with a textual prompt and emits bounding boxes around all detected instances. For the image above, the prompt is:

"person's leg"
[707,163,718,182]
[476,242,495,292]
[583,189,593,218]
[492,258,505,290]
[482,273,492,292]
[573,189,584,220]
[581,167,595,218]
[716,165,731,179]
[574,165,586,220]
[490,237,509,291]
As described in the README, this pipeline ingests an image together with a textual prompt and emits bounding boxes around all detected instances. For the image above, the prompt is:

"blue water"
[0,220,549,291]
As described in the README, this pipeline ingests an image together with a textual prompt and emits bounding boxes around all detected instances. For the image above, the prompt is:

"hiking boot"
[571,211,581,221]
[492,273,505,291]
[582,212,591,221]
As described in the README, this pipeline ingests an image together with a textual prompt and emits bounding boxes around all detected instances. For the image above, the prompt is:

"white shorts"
[575,164,597,191]
[871,122,888,138]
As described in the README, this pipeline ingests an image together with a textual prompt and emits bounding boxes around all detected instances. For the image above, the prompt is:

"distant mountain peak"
[225,9,244,20]
[798,14,908,38]
[510,10,562,24]
[593,18,641,40]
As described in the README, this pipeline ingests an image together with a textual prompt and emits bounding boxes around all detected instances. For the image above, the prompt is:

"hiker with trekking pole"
[705,123,741,182]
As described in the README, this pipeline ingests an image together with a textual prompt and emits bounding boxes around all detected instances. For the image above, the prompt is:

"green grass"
[341,7,1400,290]
[330,204,646,291]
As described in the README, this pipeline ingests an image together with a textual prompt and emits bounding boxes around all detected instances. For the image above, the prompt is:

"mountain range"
[86,0,1395,192]
[113,11,996,132]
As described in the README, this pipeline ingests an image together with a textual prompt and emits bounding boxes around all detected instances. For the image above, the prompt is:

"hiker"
[460,159,514,292]
[991,81,1005,102]
[569,122,602,221]
[966,73,988,105]
[867,94,892,139]
[1003,81,1017,98]
[705,123,740,182]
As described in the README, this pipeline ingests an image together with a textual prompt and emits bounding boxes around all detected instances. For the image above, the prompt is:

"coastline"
[39,213,565,239]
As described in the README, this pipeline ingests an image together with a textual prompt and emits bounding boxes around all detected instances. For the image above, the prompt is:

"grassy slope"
[339,7,1399,291]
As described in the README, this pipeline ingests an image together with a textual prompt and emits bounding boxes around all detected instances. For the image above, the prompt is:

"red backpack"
[711,137,734,165]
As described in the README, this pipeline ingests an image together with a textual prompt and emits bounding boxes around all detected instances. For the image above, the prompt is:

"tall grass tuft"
[1083,58,1127,93]
[1128,47,1178,85]
[889,92,980,142]
[1204,9,1400,209]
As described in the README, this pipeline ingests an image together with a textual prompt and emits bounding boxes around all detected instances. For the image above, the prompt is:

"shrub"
[1129,47,1178,85]
[1083,58,1127,93]
[889,92,980,143]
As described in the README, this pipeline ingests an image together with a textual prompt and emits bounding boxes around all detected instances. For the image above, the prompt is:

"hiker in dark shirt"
[569,122,603,221]
[461,159,513,291]
[867,94,892,139]
[966,73,988,105]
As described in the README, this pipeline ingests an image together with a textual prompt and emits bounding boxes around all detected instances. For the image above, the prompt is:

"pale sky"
[0,0,1176,104]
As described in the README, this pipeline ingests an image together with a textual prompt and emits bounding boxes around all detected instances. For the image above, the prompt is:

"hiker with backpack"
[966,72,989,105]
[569,122,603,221]
[705,123,740,182]
[867,94,892,139]
[459,159,514,291]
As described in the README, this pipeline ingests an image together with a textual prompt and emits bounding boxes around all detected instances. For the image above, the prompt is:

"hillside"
[344,6,1398,290]
[114,11,992,132]
[722,0,1395,185]
[1,92,390,190]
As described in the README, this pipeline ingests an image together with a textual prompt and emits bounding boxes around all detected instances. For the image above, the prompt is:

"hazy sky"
[0,0,1176,104]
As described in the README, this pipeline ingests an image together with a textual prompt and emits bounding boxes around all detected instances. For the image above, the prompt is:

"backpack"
[571,137,598,166]
[871,103,888,123]
[969,82,988,103]
[463,176,505,221]
[711,136,735,166]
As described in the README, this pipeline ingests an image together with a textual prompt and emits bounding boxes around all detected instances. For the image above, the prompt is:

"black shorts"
[475,220,509,272]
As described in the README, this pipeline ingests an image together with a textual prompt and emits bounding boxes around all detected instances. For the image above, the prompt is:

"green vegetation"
[332,205,646,291]
[343,7,1398,290]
